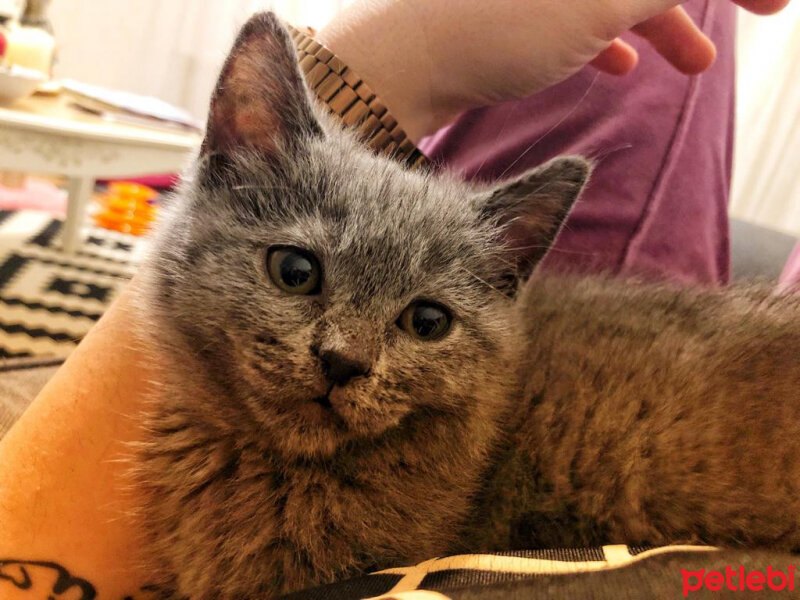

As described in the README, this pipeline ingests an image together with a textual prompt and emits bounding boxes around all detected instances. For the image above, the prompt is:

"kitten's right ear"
[475,156,592,291]
[201,12,322,171]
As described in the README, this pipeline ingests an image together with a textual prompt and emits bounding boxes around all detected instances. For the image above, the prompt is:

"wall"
[730,6,800,236]
[48,0,349,120]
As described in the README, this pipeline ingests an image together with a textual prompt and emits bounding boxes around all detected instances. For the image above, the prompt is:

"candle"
[2,22,54,75]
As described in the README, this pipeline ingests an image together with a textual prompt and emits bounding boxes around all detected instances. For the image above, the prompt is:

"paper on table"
[61,79,202,131]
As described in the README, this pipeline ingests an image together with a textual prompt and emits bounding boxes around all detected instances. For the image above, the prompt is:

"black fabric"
[279,546,800,600]
[445,550,800,599]
[282,573,404,600]
[489,547,607,561]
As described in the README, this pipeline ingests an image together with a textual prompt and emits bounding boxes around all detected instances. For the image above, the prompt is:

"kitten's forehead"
[301,141,494,308]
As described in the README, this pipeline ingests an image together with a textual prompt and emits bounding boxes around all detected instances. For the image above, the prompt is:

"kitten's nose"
[318,348,371,386]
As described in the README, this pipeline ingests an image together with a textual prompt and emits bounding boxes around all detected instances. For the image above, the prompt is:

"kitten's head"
[149,13,590,458]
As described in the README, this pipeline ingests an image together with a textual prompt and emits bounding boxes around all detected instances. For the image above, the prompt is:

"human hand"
[592,0,789,76]
[318,0,790,142]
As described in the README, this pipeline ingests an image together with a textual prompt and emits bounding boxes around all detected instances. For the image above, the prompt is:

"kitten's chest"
[271,458,459,572]
[145,404,485,593]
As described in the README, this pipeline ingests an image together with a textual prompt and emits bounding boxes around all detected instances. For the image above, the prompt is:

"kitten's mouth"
[305,385,352,432]
[311,382,338,413]
[308,383,361,430]
[312,393,333,410]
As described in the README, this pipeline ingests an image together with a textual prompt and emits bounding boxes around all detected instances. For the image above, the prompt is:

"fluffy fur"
[134,12,800,599]
[464,278,800,553]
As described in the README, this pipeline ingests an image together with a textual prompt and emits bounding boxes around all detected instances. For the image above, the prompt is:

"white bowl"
[0,65,46,104]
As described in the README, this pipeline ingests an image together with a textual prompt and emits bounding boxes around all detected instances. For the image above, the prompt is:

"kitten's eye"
[266,247,321,295]
[398,301,451,341]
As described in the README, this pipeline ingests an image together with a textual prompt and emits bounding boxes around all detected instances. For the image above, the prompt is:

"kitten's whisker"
[584,143,634,164]
[499,243,594,257]
[231,184,296,193]
[493,254,519,270]
[502,244,555,251]
[524,179,568,199]
[499,72,601,179]
[474,102,521,176]
[459,266,506,297]
[537,247,595,256]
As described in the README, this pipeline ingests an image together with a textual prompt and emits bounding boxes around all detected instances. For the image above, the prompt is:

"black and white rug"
[0,210,146,358]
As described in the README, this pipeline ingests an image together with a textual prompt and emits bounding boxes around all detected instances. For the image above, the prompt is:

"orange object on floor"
[92,181,159,236]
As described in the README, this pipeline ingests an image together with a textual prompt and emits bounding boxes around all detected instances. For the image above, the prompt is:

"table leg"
[62,176,94,254]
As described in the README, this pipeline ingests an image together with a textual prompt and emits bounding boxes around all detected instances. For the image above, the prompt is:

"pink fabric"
[98,173,179,190]
[780,243,800,288]
[0,178,66,217]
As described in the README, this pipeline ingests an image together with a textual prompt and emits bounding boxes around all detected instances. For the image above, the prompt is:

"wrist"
[316,2,456,143]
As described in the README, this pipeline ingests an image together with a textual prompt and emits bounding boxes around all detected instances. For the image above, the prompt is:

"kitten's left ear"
[476,156,592,288]
[201,12,322,166]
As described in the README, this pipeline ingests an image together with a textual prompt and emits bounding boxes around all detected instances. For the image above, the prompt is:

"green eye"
[398,301,451,341]
[266,247,321,295]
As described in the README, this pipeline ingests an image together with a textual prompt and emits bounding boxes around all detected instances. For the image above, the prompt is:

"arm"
[0,283,155,599]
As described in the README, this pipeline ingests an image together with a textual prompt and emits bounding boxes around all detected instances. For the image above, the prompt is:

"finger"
[590,38,640,75]
[632,6,717,74]
[733,0,790,15]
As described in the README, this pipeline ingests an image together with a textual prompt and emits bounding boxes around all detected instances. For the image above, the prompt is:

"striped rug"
[0,210,146,358]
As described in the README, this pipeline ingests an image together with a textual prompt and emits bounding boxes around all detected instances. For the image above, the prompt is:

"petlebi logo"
[682,565,797,596]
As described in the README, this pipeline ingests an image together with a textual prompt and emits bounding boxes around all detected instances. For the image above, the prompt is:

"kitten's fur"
[136,13,800,599]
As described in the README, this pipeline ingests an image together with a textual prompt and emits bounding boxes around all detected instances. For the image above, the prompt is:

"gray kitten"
[135,12,800,599]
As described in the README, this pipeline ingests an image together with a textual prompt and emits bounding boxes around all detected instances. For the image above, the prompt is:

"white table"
[0,94,200,252]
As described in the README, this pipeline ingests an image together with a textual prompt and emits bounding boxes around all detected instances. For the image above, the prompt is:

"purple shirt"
[420,0,735,286]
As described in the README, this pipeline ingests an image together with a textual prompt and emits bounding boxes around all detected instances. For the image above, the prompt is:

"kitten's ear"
[201,12,322,167]
[476,156,592,288]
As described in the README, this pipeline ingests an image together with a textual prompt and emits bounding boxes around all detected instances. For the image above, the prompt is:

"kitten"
[135,12,800,599]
